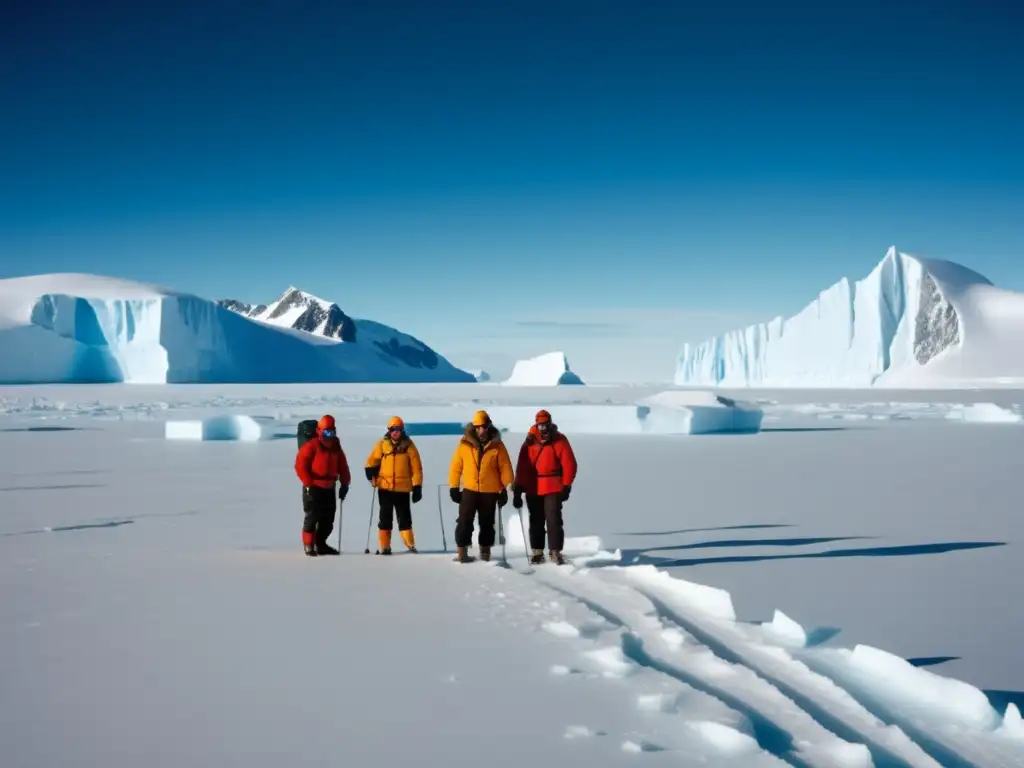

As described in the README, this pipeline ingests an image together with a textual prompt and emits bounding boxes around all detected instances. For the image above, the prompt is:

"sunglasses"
[321,428,336,438]
[536,422,551,430]
[389,427,403,433]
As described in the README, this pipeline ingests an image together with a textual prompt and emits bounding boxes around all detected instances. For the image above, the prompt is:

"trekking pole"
[363,491,376,554]
[497,504,507,566]
[516,506,528,560]
[436,484,448,553]
[337,500,344,553]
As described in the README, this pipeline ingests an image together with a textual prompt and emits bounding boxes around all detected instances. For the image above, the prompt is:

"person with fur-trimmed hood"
[294,414,351,556]
[447,410,514,563]
[365,416,423,554]
[513,409,577,564]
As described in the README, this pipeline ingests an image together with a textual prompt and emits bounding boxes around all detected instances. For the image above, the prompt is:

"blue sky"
[2,0,1022,380]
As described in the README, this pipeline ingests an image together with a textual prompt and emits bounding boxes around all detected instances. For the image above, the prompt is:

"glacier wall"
[0,292,475,384]
[675,248,963,387]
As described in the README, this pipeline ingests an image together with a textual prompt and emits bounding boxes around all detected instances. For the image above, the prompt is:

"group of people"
[293,409,577,565]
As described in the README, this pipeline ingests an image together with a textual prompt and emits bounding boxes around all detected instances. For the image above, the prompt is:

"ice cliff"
[0,274,474,384]
[675,246,1024,387]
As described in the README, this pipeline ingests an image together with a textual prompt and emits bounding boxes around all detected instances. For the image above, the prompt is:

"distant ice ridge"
[0,274,474,384]
[504,351,584,385]
[676,246,1024,388]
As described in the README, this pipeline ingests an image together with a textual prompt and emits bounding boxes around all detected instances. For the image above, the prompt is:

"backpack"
[297,419,319,449]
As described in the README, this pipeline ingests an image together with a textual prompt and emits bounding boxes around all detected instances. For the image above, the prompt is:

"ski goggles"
[536,422,551,432]
[320,428,336,438]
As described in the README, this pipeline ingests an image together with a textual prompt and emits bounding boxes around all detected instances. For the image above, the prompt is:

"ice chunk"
[501,510,604,557]
[762,609,808,647]
[636,390,763,434]
[946,403,1022,423]
[830,644,1001,731]
[542,621,581,638]
[164,415,263,442]
[620,565,737,621]
[997,703,1024,740]
[688,721,762,757]
[486,391,762,436]
[503,351,584,386]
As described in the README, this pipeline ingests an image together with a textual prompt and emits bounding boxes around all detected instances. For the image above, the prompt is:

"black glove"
[560,484,571,502]
[498,488,508,507]
[412,485,422,503]
[338,483,349,500]
[513,490,523,509]
[449,487,462,504]
[364,466,378,482]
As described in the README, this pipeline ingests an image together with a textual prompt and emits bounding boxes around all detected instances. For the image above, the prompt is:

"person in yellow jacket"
[365,416,423,554]
[447,410,514,563]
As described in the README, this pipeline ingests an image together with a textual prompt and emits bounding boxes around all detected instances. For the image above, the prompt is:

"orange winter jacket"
[515,426,578,496]
[448,425,514,493]
[295,437,352,488]
[366,436,423,492]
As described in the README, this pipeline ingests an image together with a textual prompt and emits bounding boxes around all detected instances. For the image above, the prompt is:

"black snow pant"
[302,485,336,545]
[377,489,413,531]
[526,493,564,551]
[455,489,498,548]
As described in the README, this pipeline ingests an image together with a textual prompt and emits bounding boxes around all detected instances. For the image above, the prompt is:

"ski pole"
[363,491,376,554]
[436,483,448,553]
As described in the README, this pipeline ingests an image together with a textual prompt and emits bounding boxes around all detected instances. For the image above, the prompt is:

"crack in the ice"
[539,581,811,768]
[637,590,921,768]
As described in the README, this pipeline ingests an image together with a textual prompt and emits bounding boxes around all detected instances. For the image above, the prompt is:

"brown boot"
[549,549,566,565]
[530,549,545,564]
[454,546,475,563]
[479,546,491,562]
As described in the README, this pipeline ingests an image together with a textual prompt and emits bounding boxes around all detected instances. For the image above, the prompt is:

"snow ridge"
[674,246,1019,388]
[476,524,1020,768]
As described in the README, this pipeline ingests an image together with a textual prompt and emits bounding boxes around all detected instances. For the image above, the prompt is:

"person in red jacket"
[512,409,578,564]
[294,414,351,556]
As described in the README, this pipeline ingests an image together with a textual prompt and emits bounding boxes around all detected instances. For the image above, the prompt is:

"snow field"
[2,385,1023,767]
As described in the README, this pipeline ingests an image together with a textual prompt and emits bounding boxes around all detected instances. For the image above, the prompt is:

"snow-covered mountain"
[218,287,356,341]
[504,351,585,386]
[0,274,474,384]
[675,246,1024,388]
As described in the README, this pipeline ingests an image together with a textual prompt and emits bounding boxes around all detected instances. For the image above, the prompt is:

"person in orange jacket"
[513,409,577,564]
[447,410,514,562]
[364,416,423,554]
[294,414,351,556]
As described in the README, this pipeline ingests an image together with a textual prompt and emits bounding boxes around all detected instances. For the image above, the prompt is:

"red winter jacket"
[295,437,351,488]
[514,426,577,497]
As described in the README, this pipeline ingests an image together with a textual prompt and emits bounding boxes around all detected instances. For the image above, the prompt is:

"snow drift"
[488,390,762,435]
[675,246,1024,388]
[504,352,584,386]
[0,274,475,384]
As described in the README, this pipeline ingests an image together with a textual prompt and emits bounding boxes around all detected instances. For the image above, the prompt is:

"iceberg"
[675,246,1024,388]
[0,274,475,384]
[503,352,584,386]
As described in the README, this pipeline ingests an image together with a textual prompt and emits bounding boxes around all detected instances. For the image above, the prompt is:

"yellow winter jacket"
[366,436,423,492]
[448,425,514,493]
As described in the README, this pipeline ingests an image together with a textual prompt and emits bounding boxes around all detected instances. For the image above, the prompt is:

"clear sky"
[2,0,1022,381]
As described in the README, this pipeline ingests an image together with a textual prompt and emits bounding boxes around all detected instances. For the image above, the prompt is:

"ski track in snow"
[457,542,1024,768]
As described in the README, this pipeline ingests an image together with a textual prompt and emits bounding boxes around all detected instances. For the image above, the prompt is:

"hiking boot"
[304,543,317,556]
[549,550,566,565]
[454,546,474,563]
[530,549,545,564]
[377,548,392,555]
[316,541,339,556]
[479,546,491,562]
